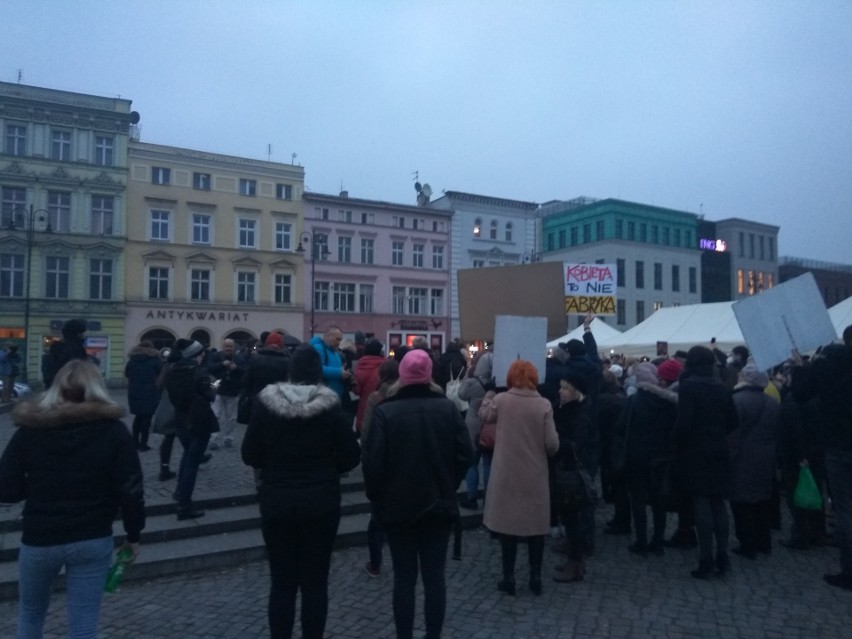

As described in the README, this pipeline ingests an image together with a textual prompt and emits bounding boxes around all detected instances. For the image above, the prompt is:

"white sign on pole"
[732,272,837,370]
[493,315,547,387]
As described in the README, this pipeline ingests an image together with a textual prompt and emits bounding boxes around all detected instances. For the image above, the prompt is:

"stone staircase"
[0,476,483,600]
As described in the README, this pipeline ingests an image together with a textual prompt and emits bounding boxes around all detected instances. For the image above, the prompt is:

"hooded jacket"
[241,382,360,520]
[125,345,162,416]
[623,382,679,468]
[0,399,145,546]
[310,336,346,401]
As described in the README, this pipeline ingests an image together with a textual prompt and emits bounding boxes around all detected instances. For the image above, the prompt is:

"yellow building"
[0,82,133,386]
[125,142,306,349]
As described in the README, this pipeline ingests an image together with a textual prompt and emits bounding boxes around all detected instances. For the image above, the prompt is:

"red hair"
[506,359,538,390]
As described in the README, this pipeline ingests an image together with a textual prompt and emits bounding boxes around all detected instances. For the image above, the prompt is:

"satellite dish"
[421,183,432,198]
[414,182,422,192]
[130,111,140,124]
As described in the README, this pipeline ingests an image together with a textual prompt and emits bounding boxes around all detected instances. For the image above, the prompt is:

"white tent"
[829,296,852,338]
[546,317,623,349]
[604,302,744,358]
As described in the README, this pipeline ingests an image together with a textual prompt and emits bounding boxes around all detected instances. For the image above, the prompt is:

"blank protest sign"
[732,272,836,370]
[493,315,547,386]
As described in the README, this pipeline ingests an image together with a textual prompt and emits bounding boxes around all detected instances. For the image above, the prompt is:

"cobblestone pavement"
[2,392,852,637]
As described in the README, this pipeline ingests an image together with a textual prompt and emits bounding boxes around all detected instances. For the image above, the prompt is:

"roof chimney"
[339,190,349,198]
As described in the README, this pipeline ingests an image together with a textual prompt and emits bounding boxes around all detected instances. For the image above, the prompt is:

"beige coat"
[481,387,559,536]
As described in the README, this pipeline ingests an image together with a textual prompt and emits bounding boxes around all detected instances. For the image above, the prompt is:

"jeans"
[211,394,239,443]
[262,511,341,639]
[693,496,729,563]
[825,449,852,575]
[386,520,452,639]
[464,449,492,501]
[17,536,113,639]
[175,431,210,508]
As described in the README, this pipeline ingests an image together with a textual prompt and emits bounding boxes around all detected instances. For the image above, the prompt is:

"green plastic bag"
[793,466,823,511]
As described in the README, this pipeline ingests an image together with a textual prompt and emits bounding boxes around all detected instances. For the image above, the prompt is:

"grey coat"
[729,385,780,503]
[458,376,486,448]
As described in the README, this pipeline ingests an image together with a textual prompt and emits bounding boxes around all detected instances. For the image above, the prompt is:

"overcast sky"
[4,1,851,263]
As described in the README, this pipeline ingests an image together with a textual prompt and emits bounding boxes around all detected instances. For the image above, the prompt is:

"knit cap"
[398,349,433,386]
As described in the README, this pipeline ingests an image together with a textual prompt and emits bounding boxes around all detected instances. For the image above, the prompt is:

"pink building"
[301,191,453,354]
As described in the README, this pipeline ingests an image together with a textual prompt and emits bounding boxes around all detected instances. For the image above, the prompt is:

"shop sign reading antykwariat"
[563,263,617,315]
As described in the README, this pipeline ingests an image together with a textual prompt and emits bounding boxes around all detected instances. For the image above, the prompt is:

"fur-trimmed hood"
[636,381,679,404]
[257,383,340,419]
[11,400,125,429]
[127,345,160,359]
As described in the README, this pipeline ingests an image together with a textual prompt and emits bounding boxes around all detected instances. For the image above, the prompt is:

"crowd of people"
[1,316,850,638]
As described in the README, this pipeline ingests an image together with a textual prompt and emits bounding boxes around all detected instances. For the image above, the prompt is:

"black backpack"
[166,361,197,412]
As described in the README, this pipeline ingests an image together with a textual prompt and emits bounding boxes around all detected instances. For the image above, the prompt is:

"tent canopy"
[547,318,622,349]
[601,302,744,358]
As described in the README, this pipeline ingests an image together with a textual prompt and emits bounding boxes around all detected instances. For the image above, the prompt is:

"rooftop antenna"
[17,69,22,84]
[411,170,419,181]
[267,144,272,161]
[291,152,297,165]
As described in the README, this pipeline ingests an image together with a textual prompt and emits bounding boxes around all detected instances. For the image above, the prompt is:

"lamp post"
[296,231,330,338]
[8,205,51,383]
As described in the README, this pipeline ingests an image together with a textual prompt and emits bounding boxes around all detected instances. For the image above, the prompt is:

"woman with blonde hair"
[0,359,145,638]
[481,360,559,596]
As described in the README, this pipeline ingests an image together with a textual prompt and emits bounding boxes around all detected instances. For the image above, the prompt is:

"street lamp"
[296,231,330,338]
[522,250,541,264]
[7,205,52,383]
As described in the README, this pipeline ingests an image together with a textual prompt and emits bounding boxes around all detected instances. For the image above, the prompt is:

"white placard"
[732,273,837,370]
[493,315,548,387]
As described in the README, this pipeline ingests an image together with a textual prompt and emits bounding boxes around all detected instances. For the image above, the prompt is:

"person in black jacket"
[675,346,739,579]
[124,340,162,451]
[42,318,88,388]
[238,331,290,425]
[363,349,473,639]
[242,344,360,639]
[206,338,245,450]
[0,359,145,638]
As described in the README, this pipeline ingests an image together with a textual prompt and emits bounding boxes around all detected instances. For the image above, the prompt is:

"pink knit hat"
[398,349,433,386]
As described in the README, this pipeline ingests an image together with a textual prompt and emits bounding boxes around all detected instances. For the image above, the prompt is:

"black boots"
[498,535,518,596]
[691,558,715,579]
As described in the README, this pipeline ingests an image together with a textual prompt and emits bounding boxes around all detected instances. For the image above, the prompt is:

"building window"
[359,284,374,313]
[91,196,114,235]
[412,243,424,268]
[44,256,70,299]
[51,130,71,161]
[392,286,406,314]
[274,274,292,304]
[152,167,171,185]
[89,259,113,300]
[276,183,293,200]
[737,269,744,294]
[505,222,513,242]
[615,219,623,239]
[432,246,444,269]
[583,224,591,243]
[473,218,481,238]
[333,283,356,312]
[238,219,257,248]
[489,220,498,240]
[0,254,24,297]
[5,124,26,156]
[1,186,27,228]
[758,272,765,291]
[274,222,292,251]
[314,281,330,311]
[674,229,681,247]
[662,227,670,246]
[193,173,211,190]
[361,238,374,265]
[616,299,626,325]
[192,214,211,244]
[636,300,645,324]
[148,266,169,299]
[684,231,692,248]
[94,136,114,166]
[689,267,697,294]
[190,269,210,301]
[768,238,774,261]
[338,209,353,223]
[472,259,484,268]
[617,258,625,287]
[412,218,422,230]
[337,236,352,263]
[313,233,330,260]
[627,222,635,241]
[361,212,375,225]
[672,264,680,292]
[748,270,756,295]
[570,228,578,246]
[392,216,405,229]
[47,191,71,232]
[635,260,644,289]
[558,230,566,248]
[768,273,774,288]
[431,289,444,315]
[596,220,605,240]
[739,232,745,257]
[639,224,647,243]
[239,179,256,196]
[547,233,554,251]
[150,210,170,241]
[759,236,765,260]
[237,271,256,302]
[654,263,663,290]
[651,226,659,244]
[408,287,427,315]
[432,220,443,232]
[320,208,329,220]
[749,233,755,258]
[392,241,404,266]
